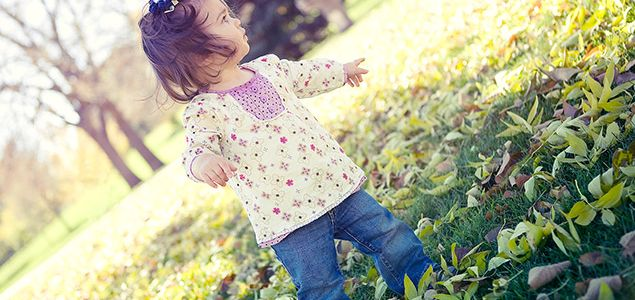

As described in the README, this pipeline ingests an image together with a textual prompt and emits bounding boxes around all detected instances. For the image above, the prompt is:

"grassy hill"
[2,0,634,298]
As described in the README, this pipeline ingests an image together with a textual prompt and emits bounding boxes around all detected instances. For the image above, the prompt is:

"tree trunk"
[101,101,165,171]
[78,102,141,188]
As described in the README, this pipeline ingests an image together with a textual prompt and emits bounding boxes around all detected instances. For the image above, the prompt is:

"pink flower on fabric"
[272,125,282,133]
[279,161,289,170]
[298,143,307,152]
[258,164,267,172]
[261,192,271,199]
[253,203,261,213]
[280,136,288,144]
[233,154,241,163]
[342,173,349,180]
[239,174,246,180]
[325,63,331,69]
[261,57,268,62]
[230,133,237,141]
[322,79,330,87]
[239,139,247,147]
[273,207,281,214]
[310,144,316,151]
[282,212,291,221]
[326,172,333,180]
[286,179,294,186]
[293,199,302,207]
[318,199,326,207]
[250,124,261,133]
[194,148,203,155]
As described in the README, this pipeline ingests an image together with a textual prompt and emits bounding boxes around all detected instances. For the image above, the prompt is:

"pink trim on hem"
[257,173,368,248]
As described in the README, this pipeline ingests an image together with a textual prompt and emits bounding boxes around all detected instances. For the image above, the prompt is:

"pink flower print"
[325,63,331,69]
[207,135,218,143]
[245,178,254,188]
[312,64,320,72]
[292,199,302,207]
[322,78,330,88]
[301,167,310,175]
[196,101,204,106]
[316,148,324,156]
[298,143,307,152]
[318,198,326,207]
[272,207,281,215]
[279,161,289,171]
[258,163,267,172]
[194,148,203,155]
[239,174,246,180]
[261,192,271,199]
[282,212,291,221]
[286,179,294,186]
[250,124,261,133]
[280,136,288,144]
[232,154,241,164]
[299,127,307,134]
[304,80,310,87]
[230,133,237,141]
[310,144,316,151]
[331,158,338,165]
[197,108,207,115]
[261,57,268,62]
[253,203,261,213]
[223,115,230,122]
[326,172,333,180]
[342,172,349,180]
[272,125,282,133]
[185,136,189,143]
[238,138,248,147]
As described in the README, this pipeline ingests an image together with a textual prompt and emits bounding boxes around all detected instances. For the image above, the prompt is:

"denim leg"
[332,189,439,295]
[271,212,350,300]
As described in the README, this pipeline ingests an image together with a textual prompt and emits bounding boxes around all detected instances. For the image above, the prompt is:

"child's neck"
[207,65,253,90]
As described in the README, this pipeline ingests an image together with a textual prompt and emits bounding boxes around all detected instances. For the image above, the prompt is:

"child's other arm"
[180,103,236,187]
[267,54,368,99]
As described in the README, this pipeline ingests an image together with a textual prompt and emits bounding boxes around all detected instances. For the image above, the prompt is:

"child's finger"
[347,77,354,87]
[356,74,363,83]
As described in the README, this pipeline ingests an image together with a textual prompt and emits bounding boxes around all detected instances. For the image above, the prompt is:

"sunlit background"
[0,0,634,298]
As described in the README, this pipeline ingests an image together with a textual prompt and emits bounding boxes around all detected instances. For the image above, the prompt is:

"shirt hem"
[257,172,368,248]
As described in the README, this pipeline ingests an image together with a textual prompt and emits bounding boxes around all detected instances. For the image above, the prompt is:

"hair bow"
[149,0,179,14]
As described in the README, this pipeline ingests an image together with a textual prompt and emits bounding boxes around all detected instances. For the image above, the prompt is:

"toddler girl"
[138,0,439,298]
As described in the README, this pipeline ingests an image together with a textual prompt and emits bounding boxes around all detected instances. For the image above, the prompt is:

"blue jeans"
[271,188,439,299]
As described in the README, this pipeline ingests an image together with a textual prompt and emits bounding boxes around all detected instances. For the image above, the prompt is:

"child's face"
[198,0,249,66]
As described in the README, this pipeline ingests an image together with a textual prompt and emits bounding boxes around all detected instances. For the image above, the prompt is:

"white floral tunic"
[181,54,367,248]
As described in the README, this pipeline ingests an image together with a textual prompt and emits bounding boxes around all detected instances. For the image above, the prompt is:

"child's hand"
[192,153,238,188]
[344,58,368,87]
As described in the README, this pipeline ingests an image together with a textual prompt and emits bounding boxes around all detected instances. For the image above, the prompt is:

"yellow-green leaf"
[564,132,588,157]
[591,181,625,209]
[601,209,616,226]
[507,111,533,133]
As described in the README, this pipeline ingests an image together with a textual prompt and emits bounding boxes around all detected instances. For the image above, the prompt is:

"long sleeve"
[180,100,225,183]
[268,53,347,99]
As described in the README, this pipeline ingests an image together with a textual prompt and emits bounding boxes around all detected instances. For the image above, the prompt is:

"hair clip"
[149,0,180,15]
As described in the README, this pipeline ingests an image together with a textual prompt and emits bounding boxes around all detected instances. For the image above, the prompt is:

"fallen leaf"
[527,261,571,289]
[484,226,503,243]
[550,185,572,200]
[579,252,605,267]
[547,68,580,82]
[515,174,532,187]
[581,275,622,300]
[619,231,635,259]
[575,280,591,295]
[503,190,514,198]
[485,211,493,221]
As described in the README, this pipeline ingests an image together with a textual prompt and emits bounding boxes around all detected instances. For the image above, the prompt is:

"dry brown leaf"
[581,275,622,300]
[575,280,591,295]
[578,252,605,267]
[515,174,531,188]
[484,226,503,243]
[527,260,571,290]
[619,231,635,259]
[550,185,572,200]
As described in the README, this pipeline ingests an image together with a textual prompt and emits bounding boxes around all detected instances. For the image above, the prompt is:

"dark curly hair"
[139,0,241,104]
